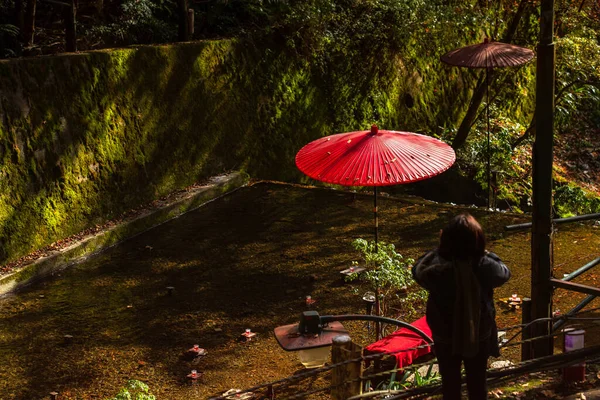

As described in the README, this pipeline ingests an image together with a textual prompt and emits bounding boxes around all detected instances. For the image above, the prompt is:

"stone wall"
[0,37,532,265]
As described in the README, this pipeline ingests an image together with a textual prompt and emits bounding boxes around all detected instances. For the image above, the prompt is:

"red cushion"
[364,316,432,369]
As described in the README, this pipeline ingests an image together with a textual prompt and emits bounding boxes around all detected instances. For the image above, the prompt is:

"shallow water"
[1,182,599,399]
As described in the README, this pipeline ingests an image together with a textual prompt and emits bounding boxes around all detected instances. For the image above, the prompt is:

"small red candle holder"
[188,344,207,357]
[187,369,202,380]
[241,329,257,342]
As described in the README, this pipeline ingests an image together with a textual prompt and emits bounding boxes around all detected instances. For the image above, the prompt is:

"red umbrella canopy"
[295,125,456,187]
[440,38,535,69]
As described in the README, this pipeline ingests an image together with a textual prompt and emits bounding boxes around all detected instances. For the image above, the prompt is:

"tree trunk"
[452,74,489,149]
[177,0,189,41]
[95,0,103,19]
[23,0,36,47]
[501,0,530,43]
[511,117,536,149]
[13,0,25,32]
[64,0,77,52]
[451,0,531,149]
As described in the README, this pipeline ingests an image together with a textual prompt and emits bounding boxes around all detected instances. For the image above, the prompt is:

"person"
[412,213,510,400]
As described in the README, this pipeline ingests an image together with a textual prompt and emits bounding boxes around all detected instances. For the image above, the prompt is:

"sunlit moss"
[0,27,537,265]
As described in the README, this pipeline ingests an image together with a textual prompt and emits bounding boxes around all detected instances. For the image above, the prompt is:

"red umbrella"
[296,125,456,244]
[296,125,455,340]
[441,38,534,208]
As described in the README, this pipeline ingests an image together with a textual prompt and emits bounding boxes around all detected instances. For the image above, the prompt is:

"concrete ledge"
[0,172,249,296]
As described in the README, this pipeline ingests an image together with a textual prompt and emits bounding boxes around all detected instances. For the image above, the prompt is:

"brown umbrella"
[441,38,535,208]
[441,38,535,69]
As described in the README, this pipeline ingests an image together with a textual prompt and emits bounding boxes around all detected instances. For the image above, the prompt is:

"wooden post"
[64,0,77,52]
[187,9,194,38]
[177,0,189,41]
[531,0,555,359]
[331,335,362,400]
[23,0,36,46]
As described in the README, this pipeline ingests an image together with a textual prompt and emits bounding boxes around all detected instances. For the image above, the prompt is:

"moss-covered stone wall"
[0,36,533,265]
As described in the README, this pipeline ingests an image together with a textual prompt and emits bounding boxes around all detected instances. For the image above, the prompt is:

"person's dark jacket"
[412,250,511,357]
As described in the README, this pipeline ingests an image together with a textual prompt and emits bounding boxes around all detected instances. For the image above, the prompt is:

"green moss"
[0,28,535,265]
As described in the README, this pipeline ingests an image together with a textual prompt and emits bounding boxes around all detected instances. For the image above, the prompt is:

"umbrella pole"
[374,187,382,339]
[374,187,379,250]
[486,67,491,210]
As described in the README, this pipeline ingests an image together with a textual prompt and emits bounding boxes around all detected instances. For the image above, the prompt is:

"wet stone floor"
[1,182,600,399]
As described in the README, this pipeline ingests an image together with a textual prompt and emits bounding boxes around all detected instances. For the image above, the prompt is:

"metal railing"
[208,311,600,400]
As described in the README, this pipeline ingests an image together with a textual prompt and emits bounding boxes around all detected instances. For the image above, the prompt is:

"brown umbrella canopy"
[441,38,535,68]
[440,38,534,209]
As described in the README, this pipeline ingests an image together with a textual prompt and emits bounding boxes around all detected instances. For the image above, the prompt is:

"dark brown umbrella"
[441,38,535,208]
[441,38,535,69]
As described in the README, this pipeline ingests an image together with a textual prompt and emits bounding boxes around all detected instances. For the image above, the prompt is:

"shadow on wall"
[390,166,486,207]
[0,25,487,265]
[0,39,335,265]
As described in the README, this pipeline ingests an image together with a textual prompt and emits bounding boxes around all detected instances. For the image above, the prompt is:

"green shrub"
[554,183,600,218]
[347,238,426,320]
[107,380,156,400]
[86,0,176,46]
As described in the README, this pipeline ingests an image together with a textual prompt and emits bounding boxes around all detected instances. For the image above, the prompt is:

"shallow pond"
[1,182,599,399]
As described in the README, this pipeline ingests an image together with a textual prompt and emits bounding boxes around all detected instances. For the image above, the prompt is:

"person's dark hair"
[438,213,486,260]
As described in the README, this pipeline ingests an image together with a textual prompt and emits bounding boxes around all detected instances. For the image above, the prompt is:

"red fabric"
[295,127,456,187]
[364,317,433,369]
